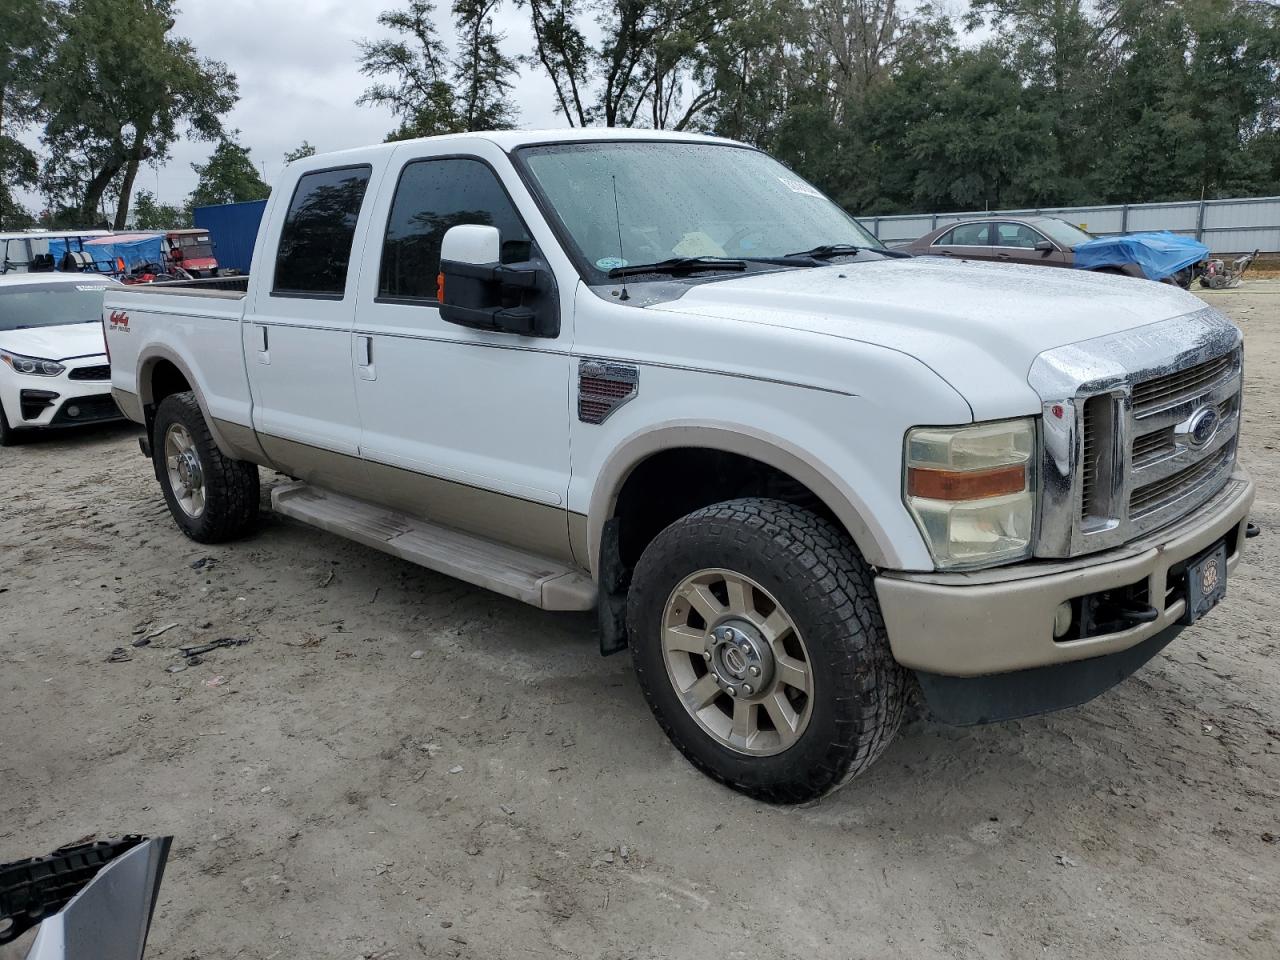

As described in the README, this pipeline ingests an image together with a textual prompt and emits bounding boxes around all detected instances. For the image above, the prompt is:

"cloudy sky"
[19,0,573,213]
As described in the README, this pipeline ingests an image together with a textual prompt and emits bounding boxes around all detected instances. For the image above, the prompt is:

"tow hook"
[1246,521,1261,539]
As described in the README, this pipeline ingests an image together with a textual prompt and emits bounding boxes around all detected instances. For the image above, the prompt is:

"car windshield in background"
[0,281,112,331]
[517,141,882,279]
[1037,219,1095,248]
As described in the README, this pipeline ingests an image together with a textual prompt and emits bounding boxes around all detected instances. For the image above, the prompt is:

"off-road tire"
[153,391,259,543]
[627,498,908,803]
[0,402,15,447]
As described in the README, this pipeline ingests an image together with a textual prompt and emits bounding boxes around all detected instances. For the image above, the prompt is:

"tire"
[152,391,259,543]
[627,497,908,803]
[0,401,15,447]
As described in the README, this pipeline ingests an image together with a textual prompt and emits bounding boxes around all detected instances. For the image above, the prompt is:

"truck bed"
[105,277,254,437]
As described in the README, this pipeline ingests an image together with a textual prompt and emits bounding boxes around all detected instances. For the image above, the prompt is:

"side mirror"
[438,224,559,338]
[1034,239,1055,253]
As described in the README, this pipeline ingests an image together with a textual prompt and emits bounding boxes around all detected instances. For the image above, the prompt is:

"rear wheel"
[152,392,259,543]
[627,498,908,803]
[0,401,18,447]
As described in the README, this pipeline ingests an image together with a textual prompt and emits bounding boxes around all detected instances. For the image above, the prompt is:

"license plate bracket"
[1183,539,1228,625]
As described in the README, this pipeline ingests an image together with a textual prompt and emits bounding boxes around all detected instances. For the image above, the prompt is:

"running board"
[271,482,596,611]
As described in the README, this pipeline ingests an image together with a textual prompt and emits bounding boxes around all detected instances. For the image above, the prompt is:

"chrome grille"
[1130,445,1234,518]
[1131,354,1232,417]
[1132,428,1175,465]
[1029,307,1243,558]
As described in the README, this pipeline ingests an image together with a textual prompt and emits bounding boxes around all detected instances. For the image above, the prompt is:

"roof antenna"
[612,174,630,302]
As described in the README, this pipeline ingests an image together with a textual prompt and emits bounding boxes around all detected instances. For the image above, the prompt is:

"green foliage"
[283,140,317,163]
[189,133,269,208]
[131,188,189,228]
[0,0,56,229]
[39,0,237,228]
[357,0,518,139]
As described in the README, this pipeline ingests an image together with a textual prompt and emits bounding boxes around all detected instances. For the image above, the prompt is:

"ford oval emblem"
[1186,405,1220,448]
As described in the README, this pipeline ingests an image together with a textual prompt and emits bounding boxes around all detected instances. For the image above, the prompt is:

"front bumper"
[875,468,1254,679]
[1,362,122,430]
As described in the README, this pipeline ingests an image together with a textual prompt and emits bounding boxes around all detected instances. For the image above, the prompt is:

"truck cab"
[104,129,1254,803]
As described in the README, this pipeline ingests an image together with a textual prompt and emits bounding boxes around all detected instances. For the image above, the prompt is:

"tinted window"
[993,222,1045,248]
[937,222,989,246]
[379,158,533,301]
[273,166,372,297]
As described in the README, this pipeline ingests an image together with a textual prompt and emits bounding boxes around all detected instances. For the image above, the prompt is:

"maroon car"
[901,215,1146,279]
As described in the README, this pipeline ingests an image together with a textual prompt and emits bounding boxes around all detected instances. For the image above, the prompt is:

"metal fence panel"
[860,195,1280,253]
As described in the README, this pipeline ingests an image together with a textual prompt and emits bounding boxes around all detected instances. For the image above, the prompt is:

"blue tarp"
[82,233,166,273]
[1073,231,1209,280]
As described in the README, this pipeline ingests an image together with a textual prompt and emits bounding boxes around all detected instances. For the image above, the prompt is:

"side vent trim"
[578,359,638,424]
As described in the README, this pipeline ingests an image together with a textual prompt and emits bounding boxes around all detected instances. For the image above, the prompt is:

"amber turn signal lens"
[436,272,445,301]
[907,464,1026,501]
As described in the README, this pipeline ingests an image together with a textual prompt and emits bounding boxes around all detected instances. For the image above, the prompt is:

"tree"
[283,140,317,163]
[358,0,465,139]
[0,0,55,229]
[131,188,189,228]
[189,134,269,208]
[39,0,236,228]
[453,0,519,129]
[357,0,519,138]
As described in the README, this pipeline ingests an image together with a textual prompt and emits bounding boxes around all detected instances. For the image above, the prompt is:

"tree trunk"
[80,162,122,225]
[114,152,142,229]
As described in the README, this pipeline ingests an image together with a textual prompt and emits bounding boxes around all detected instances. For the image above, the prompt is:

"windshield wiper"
[785,243,863,260]
[607,256,747,279]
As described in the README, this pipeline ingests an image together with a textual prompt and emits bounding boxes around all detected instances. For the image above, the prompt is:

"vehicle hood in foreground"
[647,256,1215,420]
[0,322,107,361]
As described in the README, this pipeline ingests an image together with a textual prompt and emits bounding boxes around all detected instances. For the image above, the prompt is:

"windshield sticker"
[777,176,824,198]
[595,257,628,270]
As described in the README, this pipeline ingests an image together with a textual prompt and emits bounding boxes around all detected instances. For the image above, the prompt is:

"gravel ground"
[1,283,1278,960]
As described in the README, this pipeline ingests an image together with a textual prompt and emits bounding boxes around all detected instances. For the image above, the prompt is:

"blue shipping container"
[193,199,267,274]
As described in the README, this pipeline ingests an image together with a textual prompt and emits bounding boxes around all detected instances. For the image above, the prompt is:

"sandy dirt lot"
[2,284,1278,960]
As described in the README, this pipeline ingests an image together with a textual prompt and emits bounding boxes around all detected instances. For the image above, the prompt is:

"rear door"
[348,140,575,563]
[927,221,994,261]
[243,163,379,496]
[990,221,1069,267]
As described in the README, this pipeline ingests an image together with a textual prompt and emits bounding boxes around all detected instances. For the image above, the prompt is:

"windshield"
[1037,219,1094,248]
[0,281,113,331]
[517,141,881,279]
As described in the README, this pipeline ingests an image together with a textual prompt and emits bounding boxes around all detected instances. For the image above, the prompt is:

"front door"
[350,143,575,563]
[244,164,378,496]
[990,221,1069,268]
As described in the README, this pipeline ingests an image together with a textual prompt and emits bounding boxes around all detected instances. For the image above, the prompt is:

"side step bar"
[271,482,596,611]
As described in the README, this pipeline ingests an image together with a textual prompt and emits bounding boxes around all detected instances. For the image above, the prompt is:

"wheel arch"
[587,422,903,577]
[136,346,236,459]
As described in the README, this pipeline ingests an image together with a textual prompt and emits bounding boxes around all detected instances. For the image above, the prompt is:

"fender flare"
[586,420,904,575]
[135,346,239,460]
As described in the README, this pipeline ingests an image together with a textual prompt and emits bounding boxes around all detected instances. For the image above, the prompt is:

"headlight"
[0,350,65,377]
[904,418,1036,569]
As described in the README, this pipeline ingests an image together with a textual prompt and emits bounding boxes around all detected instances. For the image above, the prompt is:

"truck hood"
[0,322,107,361]
[647,257,1212,419]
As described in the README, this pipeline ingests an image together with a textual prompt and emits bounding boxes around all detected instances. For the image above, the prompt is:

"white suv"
[0,273,121,445]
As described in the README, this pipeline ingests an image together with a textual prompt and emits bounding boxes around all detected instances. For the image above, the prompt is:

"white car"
[104,129,1253,802]
[0,273,122,445]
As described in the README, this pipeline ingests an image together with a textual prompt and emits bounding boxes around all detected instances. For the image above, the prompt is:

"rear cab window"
[273,165,373,298]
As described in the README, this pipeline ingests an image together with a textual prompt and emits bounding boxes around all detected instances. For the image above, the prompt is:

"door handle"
[356,334,376,381]
[255,324,269,364]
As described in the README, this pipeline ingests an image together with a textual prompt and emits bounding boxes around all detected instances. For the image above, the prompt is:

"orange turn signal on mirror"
[907,464,1027,501]
[437,272,445,301]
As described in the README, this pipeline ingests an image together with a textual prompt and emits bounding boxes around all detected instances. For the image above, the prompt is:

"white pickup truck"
[105,129,1255,802]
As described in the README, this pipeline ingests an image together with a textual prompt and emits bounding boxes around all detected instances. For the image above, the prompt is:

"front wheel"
[0,401,16,447]
[627,498,908,803]
[152,392,260,543]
